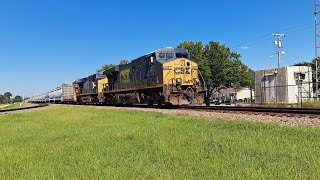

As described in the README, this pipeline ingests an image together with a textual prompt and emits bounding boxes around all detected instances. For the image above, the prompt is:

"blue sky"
[0,0,315,97]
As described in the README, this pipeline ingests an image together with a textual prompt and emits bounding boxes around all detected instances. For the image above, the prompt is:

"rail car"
[27,84,74,103]
[73,72,107,103]
[73,47,205,105]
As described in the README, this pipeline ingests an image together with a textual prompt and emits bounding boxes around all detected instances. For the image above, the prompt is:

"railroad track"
[178,106,320,117]
[83,103,320,117]
[0,104,49,113]
[66,103,320,115]
[13,103,320,118]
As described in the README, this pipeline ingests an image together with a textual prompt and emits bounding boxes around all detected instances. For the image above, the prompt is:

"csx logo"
[120,69,130,83]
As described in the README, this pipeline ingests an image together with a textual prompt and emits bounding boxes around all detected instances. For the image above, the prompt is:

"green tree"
[119,59,129,65]
[178,41,254,104]
[0,94,4,104]
[178,41,254,89]
[97,60,130,72]
[2,97,10,104]
[97,64,116,72]
[13,95,23,103]
[3,92,12,100]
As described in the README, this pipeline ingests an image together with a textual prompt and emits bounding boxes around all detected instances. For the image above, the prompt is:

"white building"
[212,88,254,103]
[254,66,313,104]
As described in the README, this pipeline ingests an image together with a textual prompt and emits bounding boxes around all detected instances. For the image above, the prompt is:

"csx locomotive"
[28,47,205,106]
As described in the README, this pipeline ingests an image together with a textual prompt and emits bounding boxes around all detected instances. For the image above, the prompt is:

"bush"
[302,100,320,108]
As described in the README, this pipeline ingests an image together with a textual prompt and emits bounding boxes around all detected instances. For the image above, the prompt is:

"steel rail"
[178,106,320,115]
[20,103,320,116]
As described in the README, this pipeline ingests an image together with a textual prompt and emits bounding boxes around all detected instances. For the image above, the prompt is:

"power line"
[231,23,313,49]
[231,34,271,49]
[280,23,312,33]
[273,33,286,68]
[283,26,313,34]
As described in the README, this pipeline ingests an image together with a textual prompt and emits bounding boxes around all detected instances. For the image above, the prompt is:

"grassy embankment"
[0,103,32,110]
[0,106,319,179]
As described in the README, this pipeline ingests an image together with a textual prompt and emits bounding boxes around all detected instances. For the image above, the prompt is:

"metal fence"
[212,66,319,107]
[252,81,316,107]
[253,66,316,107]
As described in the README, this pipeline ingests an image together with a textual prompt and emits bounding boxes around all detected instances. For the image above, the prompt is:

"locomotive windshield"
[158,53,174,60]
[176,52,189,59]
[155,48,191,62]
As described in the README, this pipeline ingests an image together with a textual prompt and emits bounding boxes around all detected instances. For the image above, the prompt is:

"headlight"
[194,78,200,85]
[176,78,182,84]
[192,66,198,70]
[163,66,172,70]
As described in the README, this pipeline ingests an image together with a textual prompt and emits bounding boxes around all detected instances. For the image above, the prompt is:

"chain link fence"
[211,66,319,108]
[253,82,316,107]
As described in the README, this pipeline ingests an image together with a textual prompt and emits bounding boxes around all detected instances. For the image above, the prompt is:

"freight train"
[27,47,205,106]
[26,84,74,103]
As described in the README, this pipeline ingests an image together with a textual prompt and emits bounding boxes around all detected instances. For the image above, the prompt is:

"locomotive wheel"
[148,100,154,106]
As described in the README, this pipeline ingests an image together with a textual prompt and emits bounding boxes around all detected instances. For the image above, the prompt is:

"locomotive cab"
[158,48,204,105]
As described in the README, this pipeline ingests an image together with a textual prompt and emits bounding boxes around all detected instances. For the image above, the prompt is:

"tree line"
[0,92,23,104]
[97,60,129,72]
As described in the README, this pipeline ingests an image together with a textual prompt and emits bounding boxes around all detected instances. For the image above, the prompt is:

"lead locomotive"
[73,48,204,105]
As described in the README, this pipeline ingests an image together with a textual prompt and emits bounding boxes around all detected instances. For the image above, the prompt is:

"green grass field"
[0,106,319,179]
[0,103,32,110]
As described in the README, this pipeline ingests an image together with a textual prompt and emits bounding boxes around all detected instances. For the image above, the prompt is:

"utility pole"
[273,33,285,68]
[314,0,320,98]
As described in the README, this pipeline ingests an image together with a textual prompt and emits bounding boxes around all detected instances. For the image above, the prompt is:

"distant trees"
[4,92,12,100]
[97,59,129,72]
[119,60,129,65]
[0,92,24,104]
[13,96,23,103]
[0,95,4,104]
[0,92,12,104]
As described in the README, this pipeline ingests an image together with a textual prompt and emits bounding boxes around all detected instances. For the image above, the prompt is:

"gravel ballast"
[95,106,320,127]
[2,104,319,127]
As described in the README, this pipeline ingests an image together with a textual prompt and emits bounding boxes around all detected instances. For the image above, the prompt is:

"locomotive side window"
[159,53,165,59]
[176,52,190,59]
[176,53,189,58]
[166,53,173,59]
[158,52,173,60]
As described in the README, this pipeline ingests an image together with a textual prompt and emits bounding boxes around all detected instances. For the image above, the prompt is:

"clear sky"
[0,0,315,97]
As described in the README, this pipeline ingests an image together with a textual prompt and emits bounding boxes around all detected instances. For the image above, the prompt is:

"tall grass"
[0,106,319,179]
[302,100,320,108]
